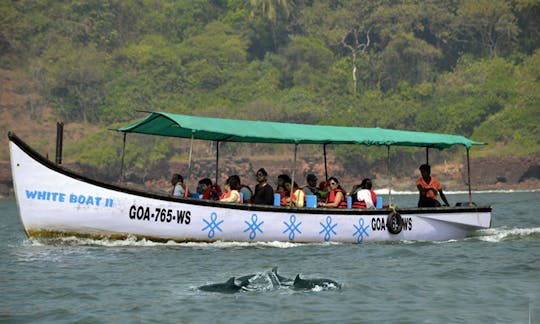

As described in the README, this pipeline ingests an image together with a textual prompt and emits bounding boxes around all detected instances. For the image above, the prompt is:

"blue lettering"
[25,190,38,199]
[105,198,113,207]
[25,190,66,202]
[95,197,102,206]
[70,194,77,203]
[85,196,94,205]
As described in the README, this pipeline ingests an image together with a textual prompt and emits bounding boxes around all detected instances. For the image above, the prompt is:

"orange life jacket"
[325,188,348,208]
[351,190,377,208]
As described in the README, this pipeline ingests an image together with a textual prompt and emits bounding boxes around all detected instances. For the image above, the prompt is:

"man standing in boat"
[253,168,274,205]
[416,164,450,207]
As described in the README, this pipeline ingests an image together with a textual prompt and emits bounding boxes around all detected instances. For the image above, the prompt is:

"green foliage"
[454,0,519,57]
[65,128,172,181]
[428,57,517,136]
[473,50,540,153]
[39,41,110,123]
[1,0,539,173]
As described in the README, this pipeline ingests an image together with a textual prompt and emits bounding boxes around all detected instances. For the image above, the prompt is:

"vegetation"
[1,0,539,171]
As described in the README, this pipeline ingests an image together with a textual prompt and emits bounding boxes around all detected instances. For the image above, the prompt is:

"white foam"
[25,237,327,248]
[472,227,540,242]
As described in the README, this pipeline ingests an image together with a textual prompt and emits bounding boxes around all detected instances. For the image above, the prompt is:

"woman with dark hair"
[351,178,376,209]
[319,177,347,208]
[198,178,220,200]
[220,176,241,203]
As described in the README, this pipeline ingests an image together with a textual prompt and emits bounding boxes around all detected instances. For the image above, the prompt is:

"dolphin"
[292,274,342,290]
[234,267,293,287]
[270,266,293,286]
[198,277,250,294]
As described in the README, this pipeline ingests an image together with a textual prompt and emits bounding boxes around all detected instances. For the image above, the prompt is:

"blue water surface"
[1,191,539,323]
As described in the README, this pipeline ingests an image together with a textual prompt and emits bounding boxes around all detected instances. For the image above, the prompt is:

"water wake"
[25,236,324,248]
[469,227,540,242]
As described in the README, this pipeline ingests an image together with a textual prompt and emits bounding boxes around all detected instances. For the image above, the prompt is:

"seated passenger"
[220,176,241,203]
[231,174,252,203]
[170,173,189,198]
[303,173,321,199]
[253,168,274,205]
[281,180,305,207]
[276,183,285,197]
[416,164,450,207]
[276,174,291,202]
[318,177,347,208]
[318,181,329,201]
[351,178,376,209]
[198,178,220,200]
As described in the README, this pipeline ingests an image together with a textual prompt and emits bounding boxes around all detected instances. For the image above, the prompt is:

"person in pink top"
[416,164,450,207]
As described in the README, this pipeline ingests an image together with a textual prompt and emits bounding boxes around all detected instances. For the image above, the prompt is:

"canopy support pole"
[289,143,298,206]
[426,147,429,165]
[119,132,127,182]
[323,144,328,182]
[186,132,195,197]
[55,122,63,165]
[387,145,393,206]
[215,141,220,186]
[467,147,472,206]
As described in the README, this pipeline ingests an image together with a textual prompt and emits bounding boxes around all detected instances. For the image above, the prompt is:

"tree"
[425,56,517,136]
[341,26,370,93]
[179,21,248,90]
[454,0,519,57]
[41,41,110,123]
[247,0,294,51]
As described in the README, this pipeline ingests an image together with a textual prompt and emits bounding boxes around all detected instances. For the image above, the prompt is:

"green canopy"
[117,112,485,149]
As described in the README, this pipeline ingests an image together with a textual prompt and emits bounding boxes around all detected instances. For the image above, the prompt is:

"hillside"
[1,68,539,198]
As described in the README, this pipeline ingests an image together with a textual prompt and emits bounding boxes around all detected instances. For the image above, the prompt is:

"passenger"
[275,183,285,196]
[276,174,291,202]
[318,181,329,201]
[170,173,189,198]
[416,164,450,207]
[220,176,241,203]
[231,174,252,203]
[253,168,274,205]
[351,178,376,209]
[281,180,305,207]
[303,173,320,199]
[318,177,347,208]
[198,178,220,200]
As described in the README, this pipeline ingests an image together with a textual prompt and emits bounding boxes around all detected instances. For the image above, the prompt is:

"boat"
[8,112,492,243]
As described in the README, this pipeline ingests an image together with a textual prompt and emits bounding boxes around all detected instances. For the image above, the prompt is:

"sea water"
[0,191,539,323]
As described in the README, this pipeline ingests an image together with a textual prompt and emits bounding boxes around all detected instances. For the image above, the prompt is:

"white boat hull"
[9,133,492,243]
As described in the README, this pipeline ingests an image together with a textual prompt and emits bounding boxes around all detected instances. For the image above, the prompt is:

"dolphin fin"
[238,278,250,288]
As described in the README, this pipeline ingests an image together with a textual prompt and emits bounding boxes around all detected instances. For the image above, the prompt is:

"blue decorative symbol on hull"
[353,218,370,243]
[283,214,302,241]
[202,212,224,238]
[244,213,264,240]
[319,216,338,241]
